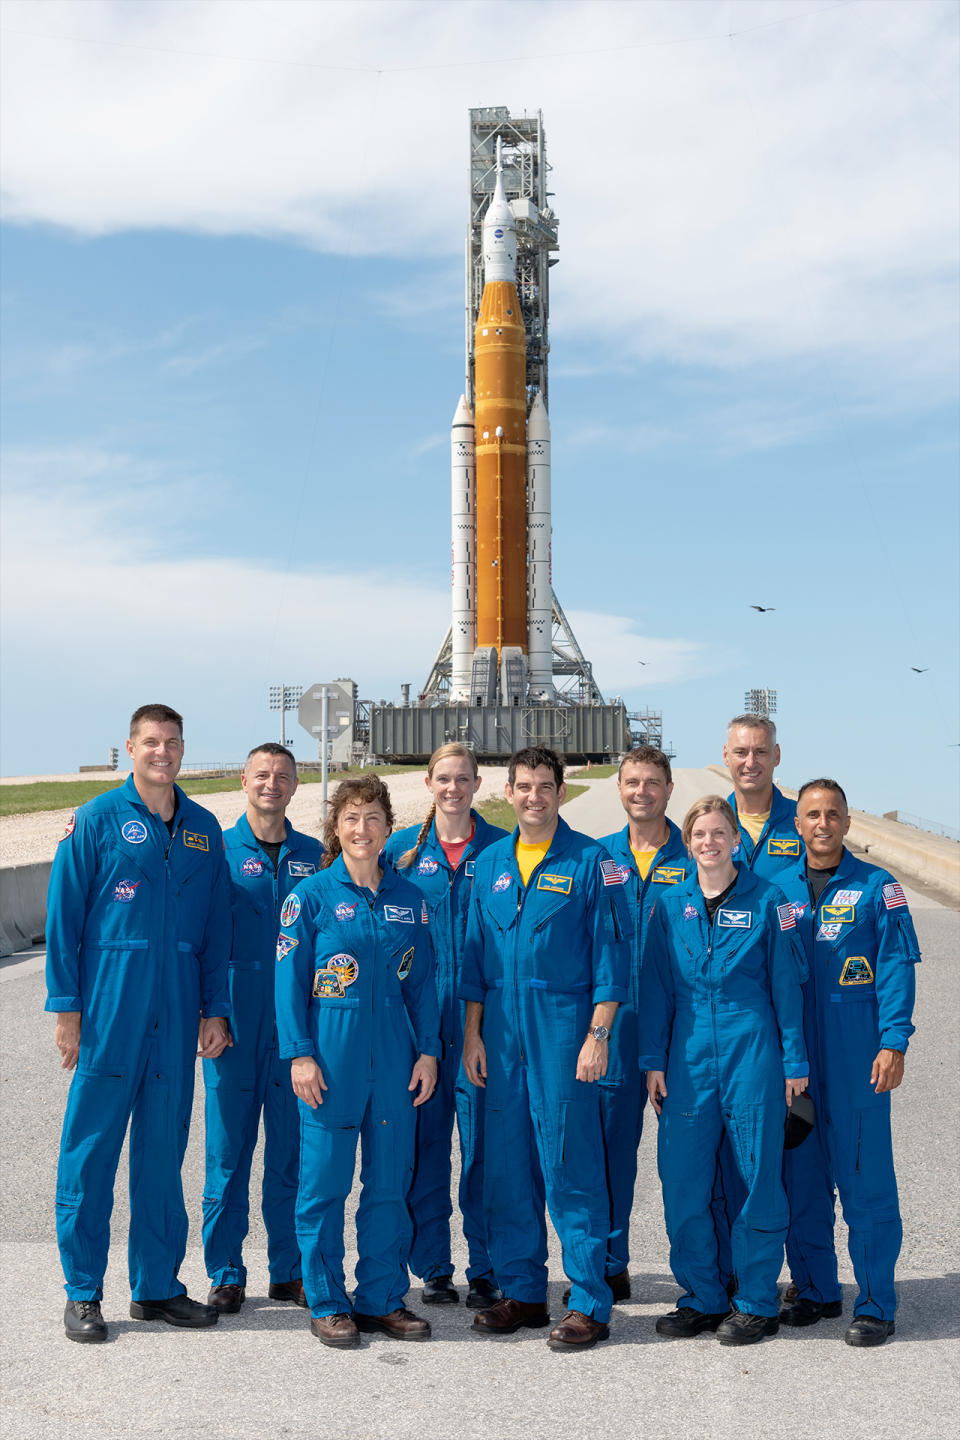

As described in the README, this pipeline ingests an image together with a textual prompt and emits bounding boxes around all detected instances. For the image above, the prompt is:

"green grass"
[477,782,587,833]
[566,764,618,779]
[0,763,428,817]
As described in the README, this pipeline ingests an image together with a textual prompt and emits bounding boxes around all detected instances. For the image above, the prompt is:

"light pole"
[268,684,304,748]
[744,687,778,718]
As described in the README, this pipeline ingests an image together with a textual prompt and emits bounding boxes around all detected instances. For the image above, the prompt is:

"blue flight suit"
[460,817,630,1323]
[638,865,808,1318]
[45,776,230,1302]
[274,857,441,1319]
[202,815,323,1289]
[778,851,920,1320]
[597,819,688,1279]
[383,811,506,1286]
[715,784,802,1275]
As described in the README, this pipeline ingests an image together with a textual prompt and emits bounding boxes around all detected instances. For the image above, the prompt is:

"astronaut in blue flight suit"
[383,742,505,1310]
[777,780,920,1347]
[46,704,231,1344]
[640,795,809,1345]
[274,775,441,1349]
[591,745,689,1301]
[461,747,631,1353]
[202,743,323,1314]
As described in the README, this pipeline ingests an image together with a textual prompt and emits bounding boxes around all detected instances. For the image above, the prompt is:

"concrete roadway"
[1,770,957,1439]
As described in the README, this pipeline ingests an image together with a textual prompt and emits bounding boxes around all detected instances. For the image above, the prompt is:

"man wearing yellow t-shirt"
[723,714,799,879]
[461,747,630,1353]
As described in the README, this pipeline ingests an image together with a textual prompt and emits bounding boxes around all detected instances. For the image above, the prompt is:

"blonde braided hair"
[397,743,479,871]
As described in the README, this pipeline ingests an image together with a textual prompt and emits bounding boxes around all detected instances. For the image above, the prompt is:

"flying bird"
[910,667,929,673]
[637,660,649,666]
[750,605,775,613]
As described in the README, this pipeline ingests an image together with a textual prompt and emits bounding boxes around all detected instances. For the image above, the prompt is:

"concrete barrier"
[705,766,959,904]
[0,862,50,957]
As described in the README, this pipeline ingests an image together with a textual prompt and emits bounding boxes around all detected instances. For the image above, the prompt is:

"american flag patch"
[421,899,429,924]
[777,903,796,932]
[599,859,623,886]
[882,882,907,910]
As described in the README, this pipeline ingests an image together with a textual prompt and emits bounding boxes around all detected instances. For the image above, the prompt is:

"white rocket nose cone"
[482,169,517,284]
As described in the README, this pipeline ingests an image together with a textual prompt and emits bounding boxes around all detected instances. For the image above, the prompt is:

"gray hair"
[726,714,777,744]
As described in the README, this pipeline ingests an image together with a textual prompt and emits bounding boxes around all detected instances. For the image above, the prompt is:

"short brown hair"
[681,795,739,848]
[244,742,297,775]
[508,746,563,789]
[130,703,183,738]
[320,775,394,868]
[618,746,672,784]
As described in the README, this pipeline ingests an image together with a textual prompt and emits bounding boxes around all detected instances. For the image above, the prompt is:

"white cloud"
[567,609,732,695]
[1,0,955,382]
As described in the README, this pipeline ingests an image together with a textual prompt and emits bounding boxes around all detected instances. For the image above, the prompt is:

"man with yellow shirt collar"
[585,746,688,1303]
[724,714,799,878]
[461,746,630,1352]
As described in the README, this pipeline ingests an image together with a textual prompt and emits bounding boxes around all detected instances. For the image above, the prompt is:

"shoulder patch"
[121,819,148,845]
[652,866,685,884]
[59,814,77,842]
[421,899,429,924]
[882,882,907,910]
[183,830,209,852]
[716,908,752,930]
[537,872,572,895]
[276,932,298,962]
[599,858,623,887]
[839,955,875,986]
[288,860,316,877]
[280,893,302,927]
[767,837,800,856]
[777,902,796,932]
[397,945,414,980]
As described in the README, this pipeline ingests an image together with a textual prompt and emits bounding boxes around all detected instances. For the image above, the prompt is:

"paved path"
[1,772,957,1440]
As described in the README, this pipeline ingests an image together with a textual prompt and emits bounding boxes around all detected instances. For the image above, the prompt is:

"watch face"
[592,1026,610,1042]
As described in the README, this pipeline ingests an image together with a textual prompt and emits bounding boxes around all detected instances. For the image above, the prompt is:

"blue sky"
[1,0,958,825]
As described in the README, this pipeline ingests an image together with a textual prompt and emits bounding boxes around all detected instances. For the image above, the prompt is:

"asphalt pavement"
[1,772,957,1440]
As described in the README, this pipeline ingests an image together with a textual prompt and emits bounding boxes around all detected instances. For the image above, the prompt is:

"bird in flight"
[750,605,775,613]
[911,667,929,674]
[637,660,649,666]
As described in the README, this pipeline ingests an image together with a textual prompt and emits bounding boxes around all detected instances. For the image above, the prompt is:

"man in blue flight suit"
[202,743,323,1313]
[462,746,631,1352]
[777,780,920,1346]
[46,704,231,1343]
[585,745,687,1303]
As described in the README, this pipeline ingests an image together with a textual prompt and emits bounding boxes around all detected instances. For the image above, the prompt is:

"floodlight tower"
[744,687,778,718]
[268,683,303,747]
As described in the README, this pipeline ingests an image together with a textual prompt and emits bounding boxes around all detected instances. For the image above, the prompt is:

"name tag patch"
[767,838,800,856]
[716,908,752,929]
[288,861,316,877]
[121,820,147,845]
[839,955,875,986]
[821,904,855,925]
[184,831,209,852]
[537,872,572,895]
[397,946,414,980]
[280,893,302,927]
[384,905,414,924]
[464,860,475,877]
[653,866,685,884]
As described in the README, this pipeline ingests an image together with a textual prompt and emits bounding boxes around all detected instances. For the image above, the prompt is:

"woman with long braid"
[383,744,507,1310]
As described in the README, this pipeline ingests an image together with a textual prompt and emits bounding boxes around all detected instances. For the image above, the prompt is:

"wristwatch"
[590,1025,610,1043]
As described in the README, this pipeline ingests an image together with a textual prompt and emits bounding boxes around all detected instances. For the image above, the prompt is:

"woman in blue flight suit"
[383,743,505,1309]
[640,795,809,1346]
[274,775,441,1348]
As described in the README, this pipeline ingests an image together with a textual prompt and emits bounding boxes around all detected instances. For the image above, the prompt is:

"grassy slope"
[477,782,587,833]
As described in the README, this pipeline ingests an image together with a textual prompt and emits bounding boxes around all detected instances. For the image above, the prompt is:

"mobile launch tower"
[309,108,664,763]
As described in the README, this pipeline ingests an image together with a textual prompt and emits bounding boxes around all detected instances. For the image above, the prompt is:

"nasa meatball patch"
[112,879,140,904]
[492,872,513,894]
[240,857,265,877]
[417,857,439,876]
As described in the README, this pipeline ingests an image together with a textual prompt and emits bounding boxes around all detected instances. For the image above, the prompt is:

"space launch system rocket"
[450,141,554,706]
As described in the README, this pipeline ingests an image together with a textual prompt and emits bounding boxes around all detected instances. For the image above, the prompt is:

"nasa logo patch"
[112,880,140,904]
[280,893,302,927]
[683,903,699,921]
[492,872,513,894]
[617,864,633,884]
[417,857,439,876]
[334,902,356,923]
[791,901,809,918]
[121,820,148,845]
[240,857,265,877]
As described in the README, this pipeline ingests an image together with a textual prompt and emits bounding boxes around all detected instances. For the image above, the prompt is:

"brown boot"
[269,1279,308,1308]
[472,1297,551,1335]
[353,1306,431,1341]
[547,1310,610,1351]
[207,1284,245,1314]
[310,1312,361,1349]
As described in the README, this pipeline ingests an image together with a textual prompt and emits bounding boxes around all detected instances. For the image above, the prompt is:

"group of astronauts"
[46,704,920,1354]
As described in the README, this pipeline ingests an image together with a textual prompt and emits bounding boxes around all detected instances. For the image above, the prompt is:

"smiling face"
[724,724,780,805]
[618,760,673,826]
[126,719,183,792]
[505,764,566,837]
[795,787,850,869]
[426,754,480,818]
[242,751,298,821]
[688,810,739,873]
[336,799,390,868]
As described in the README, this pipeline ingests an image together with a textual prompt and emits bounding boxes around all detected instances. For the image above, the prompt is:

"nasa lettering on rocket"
[450,140,554,707]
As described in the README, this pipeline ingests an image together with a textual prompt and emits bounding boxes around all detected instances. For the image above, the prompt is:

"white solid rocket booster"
[450,394,475,701]
[526,391,554,700]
